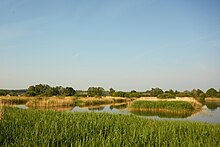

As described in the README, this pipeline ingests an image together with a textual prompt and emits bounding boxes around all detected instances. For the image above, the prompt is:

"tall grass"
[1,107,220,146]
[1,97,30,105]
[130,100,195,111]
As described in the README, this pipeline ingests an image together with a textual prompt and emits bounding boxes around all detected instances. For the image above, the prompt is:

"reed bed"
[0,97,30,105]
[130,100,195,111]
[1,107,220,146]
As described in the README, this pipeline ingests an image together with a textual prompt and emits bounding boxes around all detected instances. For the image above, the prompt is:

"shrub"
[157,93,176,99]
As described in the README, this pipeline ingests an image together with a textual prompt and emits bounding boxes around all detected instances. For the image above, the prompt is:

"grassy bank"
[1,107,220,146]
[130,100,195,111]
[26,96,131,108]
[74,97,131,106]
[0,97,31,105]
[128,100,196,117]
[0,96,132,108]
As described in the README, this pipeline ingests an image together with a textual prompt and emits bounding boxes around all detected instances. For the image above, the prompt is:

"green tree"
[165,89,174,95]
[129,92,142,98]
[191,89,204,98]
[26,86,37,96]
[113,91,126,97]
[109,88,115,96]
[64,87,76,96]
[25,84,76,97]
[150,88,163,97]
[44,88,53,97]
[0,90,7,96]
[176,90,191,97]
[87,87,105,97]
[157,93,175,99]
[206,88,218,97]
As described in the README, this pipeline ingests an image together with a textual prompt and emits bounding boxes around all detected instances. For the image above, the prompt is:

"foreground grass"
[1,107,220,146]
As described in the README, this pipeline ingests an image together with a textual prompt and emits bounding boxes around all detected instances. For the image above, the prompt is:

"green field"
[0,107,220,146]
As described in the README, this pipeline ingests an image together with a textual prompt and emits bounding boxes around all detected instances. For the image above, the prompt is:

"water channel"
[16,101,220,124]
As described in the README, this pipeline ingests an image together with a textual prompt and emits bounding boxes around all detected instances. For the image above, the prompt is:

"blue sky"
[0,0,220,91]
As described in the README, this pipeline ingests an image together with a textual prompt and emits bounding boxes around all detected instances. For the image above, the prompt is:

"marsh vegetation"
[1,107,220,146]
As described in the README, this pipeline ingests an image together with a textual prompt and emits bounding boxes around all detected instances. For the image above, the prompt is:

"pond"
[16,102,220,124]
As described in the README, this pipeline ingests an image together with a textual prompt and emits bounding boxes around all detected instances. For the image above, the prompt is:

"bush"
[157,93,176,99]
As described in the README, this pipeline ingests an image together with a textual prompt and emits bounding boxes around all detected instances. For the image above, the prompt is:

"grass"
[1,107,220,146]
[26,97,74,107]
[0,97,31,105]
[130,100,195,111]
[129,100,195,117]
[0,96,132,108]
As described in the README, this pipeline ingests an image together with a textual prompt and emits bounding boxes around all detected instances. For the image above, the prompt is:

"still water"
[16,102,220,124]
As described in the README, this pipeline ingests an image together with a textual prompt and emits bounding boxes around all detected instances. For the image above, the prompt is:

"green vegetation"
[206,88,220,98]
[1,107,220,146]
[157,93,176,99]
[130,101,194,111]
[205,102,220,110]
[25,84,76,97]
[87,87,105,97]
[147,88,164,97]
[112,91,128,97]
[130,110,192,118]
[0,89,26,96]
[1,97,30,105]
[1,85,220,99]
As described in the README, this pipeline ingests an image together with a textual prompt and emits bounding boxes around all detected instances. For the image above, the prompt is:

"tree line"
[0,84,220,98]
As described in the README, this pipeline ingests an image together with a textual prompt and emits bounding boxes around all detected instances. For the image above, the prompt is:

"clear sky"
[0,0,220,91]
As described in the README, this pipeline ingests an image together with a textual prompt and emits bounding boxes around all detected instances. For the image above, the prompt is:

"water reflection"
[188,106,220,123]
[112,104,128,109]
[15,102,220,124]
[88,106,104,111]
[27,106,73,111]
[205,102,220,111]
[71,104,128,114]
[130,110,192,118]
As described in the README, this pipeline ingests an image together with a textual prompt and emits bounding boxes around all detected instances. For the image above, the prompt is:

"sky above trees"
[0,0,220,91]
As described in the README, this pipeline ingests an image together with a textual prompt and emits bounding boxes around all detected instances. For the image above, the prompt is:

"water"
[16,102,220,124]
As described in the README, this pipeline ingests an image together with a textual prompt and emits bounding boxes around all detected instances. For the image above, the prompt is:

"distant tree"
[174,90,180,95]
[109,88,115,96]
[87,87,105,97]
[176,90,191,97]
[168,89,174,95]
[25,84,76,97]
[150,88,163,97]
[129,92,142,98]
[26,86,37,96]
[0,90,7,96]
[97,87,105,96]
[130,90,137,93]
[63,87,76,96]
[87,87,96,97]
[206,88,218,97]
[157,93,175,99]
[43,88,53,97]
[8,92,17,96]
[191,89,204,98]
[52,86,60,95]
[113,91,126,97]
